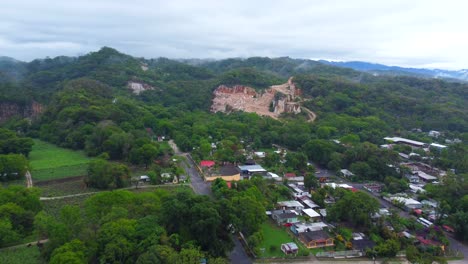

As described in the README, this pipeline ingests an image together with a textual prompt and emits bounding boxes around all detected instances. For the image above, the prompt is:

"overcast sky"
[1,0,467,69]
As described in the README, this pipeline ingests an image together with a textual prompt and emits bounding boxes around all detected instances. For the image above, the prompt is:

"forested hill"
[0,47,467,153]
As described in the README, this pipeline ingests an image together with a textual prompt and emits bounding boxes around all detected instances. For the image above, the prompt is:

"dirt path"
[169,139,182,155]
[0,239,49,251]
[39,184,187,200]
[301,106,317,122]
[25,171,33,188]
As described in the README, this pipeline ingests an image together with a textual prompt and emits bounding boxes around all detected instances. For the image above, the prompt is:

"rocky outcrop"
[0,101,44,123]
[128,81,154,95]
[211,77,302,119]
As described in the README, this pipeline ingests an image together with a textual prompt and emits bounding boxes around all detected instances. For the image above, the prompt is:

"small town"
[1,4,468,262]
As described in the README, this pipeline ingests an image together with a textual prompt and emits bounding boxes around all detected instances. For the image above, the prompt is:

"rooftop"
[430,143,447,149]
[300,230,331,242]
[293,222,327,232]
[281,242,298,251]
[238,164,266,172]
[274,212,298,220]
[384,137,426,147]
[303,208,321,218]
[391,196,421,206]
[200,160,215,167]
[340,169,354,176]
[415,171,437,181]
[278,200,304,208]
[219,165,240,176]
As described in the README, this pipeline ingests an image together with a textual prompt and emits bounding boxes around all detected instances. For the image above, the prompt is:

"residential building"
[277,201,305,212]
[299,230,334,248]
[428,131,441,138]
[281,242,298,255]
[384,137,427,148]
[271,210,299,226]
[430,143,447,150]
[297,196,319,209]
[302,208,321,221]
[204,165,241,182]
[390,196,422,211]
[290,222,327,235]
[405,174,420,183]
[340,169,354,178]
[254,151,266,158]
[238,164,267,175]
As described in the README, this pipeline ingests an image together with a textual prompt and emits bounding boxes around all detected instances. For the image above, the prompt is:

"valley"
[0,47,467,264]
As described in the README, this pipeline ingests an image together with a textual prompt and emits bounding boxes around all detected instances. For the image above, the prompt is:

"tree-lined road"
[170,141,252,264]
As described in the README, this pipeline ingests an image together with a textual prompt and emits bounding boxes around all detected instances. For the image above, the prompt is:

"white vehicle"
[417,217,433,228]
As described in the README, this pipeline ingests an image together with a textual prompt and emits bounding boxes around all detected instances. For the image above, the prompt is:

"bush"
[269,245,277,252]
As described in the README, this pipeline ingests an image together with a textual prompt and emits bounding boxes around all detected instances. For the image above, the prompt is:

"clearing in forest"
[29,139,92,181]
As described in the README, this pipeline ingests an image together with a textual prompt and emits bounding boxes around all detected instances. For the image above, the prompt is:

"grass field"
[0,246,42,264]
[258,221,306,257]
[29,139,92,181]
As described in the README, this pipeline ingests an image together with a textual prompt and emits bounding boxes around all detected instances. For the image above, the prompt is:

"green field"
[29,139,92,181]
[0,246,42,264]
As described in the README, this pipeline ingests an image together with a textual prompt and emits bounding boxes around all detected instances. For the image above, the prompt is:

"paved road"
[181,154,252,263]
[169,137,252,264]
[182,154,213,196]
[230,234,253,264]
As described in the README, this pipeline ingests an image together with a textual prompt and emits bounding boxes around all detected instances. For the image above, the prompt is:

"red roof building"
[200,160,215,167]
[285,173,296,178]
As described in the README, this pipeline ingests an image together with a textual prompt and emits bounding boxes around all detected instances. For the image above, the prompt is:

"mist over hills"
[319,60,468,82]
[3,48,468,82]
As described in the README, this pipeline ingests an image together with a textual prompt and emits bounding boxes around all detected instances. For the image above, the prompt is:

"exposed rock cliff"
[127,81,154,94]
[211,77,302,119]
[0,101,44,123]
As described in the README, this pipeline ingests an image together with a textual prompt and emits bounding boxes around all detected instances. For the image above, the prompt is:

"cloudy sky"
[1,0,467,69]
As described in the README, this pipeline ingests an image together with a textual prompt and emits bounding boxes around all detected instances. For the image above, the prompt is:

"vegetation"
[0,154,29,181]
[35,189,232,263]
[29,139,91,181]
[84,158,130,189]
[0,186,42,247]
[0,128,34,157]
[0,246,42,264]
[0,47,467,262]
[327,190,380,227]
[258,221,304,258]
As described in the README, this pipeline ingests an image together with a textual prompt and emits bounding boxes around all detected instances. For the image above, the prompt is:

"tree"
[0,128,34,157]
[137,143,160,168]
[375,239,400,257]
[327,191,379,227]
[285,152,308,172]
[0,154,29,181]
[50,239,87,264]
[304,172,318,191]
[85,159,130,189]
[303,139,336,166]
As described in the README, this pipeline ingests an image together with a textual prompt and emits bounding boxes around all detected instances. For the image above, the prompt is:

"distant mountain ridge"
[319,60,468,82]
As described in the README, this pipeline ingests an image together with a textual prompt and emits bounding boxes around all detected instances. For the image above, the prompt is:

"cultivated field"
[29,139,92,181]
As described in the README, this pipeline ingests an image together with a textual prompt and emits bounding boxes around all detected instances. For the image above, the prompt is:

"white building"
[278,201,305,211]
[302,208,321,220]
[428,131,441,138]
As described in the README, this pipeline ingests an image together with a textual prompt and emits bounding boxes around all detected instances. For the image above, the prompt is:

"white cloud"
[0,0,467,69]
